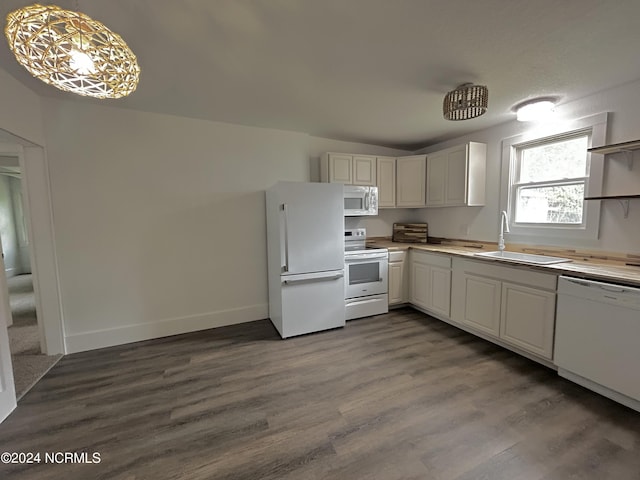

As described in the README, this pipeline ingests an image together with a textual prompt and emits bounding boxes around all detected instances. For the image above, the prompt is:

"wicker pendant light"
[4,3,140,99]
[443,83,488,121]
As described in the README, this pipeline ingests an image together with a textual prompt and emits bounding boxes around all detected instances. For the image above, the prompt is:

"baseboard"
[64,303,268,354]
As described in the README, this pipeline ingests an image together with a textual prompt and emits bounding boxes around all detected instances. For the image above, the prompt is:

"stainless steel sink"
[474,251,572,265]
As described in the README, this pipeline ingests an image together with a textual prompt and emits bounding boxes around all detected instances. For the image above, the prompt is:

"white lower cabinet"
[451,258,557,361]
[388,250,408,305]
[458,273,501,336]
[410,250,451,317]
[500,282,556,359]
[410,261,430,309]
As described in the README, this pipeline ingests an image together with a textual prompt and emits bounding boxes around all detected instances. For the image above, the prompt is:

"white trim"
[0,141,66,355]
[64,303,269,353]
[20,146,66,354]
[499,113,608,246]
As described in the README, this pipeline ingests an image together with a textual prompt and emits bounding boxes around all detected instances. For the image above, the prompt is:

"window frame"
[512,131,590,228]
[499,112,608,243]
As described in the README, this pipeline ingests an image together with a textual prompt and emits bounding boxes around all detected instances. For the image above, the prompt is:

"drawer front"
[389,250,407,263]
[453,258,556,291]
[411,250,451,269]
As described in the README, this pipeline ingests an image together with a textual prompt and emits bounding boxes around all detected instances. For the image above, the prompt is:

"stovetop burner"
[344,228,387,256]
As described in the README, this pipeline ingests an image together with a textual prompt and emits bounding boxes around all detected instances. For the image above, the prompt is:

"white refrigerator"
[265,181,345,338]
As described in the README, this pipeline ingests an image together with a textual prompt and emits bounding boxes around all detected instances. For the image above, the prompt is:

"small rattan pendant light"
[4,3,140,99]
[443,83,488,121]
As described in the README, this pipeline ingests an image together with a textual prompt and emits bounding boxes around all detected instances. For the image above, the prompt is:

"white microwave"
[344,185,378,216]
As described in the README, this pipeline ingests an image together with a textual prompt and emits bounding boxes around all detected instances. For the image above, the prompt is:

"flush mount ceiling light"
[443,83,488,121]
[515,99,556,122]
[5,3,140,99]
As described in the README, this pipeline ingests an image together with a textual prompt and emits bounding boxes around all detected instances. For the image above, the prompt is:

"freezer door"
[277,182,344,274]
[280,271,346,338]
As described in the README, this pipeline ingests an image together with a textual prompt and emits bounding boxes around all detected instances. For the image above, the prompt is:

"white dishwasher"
[555,276,640,412]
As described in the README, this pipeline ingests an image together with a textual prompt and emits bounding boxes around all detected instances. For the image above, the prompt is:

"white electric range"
[344,229,389,320]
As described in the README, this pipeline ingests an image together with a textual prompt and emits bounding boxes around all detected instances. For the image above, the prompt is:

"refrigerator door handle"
[282,203,289,272]
[283,273,344,285]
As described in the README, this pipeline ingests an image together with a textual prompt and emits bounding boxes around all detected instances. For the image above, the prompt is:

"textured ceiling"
[2,0,640,149]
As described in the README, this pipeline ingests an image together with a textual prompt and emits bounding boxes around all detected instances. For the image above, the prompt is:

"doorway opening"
[0,157,61,398]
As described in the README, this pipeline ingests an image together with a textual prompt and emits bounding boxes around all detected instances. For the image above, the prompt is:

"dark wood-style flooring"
[1,308,639,480]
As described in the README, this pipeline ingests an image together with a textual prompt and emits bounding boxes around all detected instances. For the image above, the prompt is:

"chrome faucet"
[498,210,510,253]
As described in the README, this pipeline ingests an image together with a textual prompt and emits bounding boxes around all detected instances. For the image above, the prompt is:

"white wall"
[41,99,306,351]
[359,79,640,254]
[0,69,45,146]
[40,99,411,352]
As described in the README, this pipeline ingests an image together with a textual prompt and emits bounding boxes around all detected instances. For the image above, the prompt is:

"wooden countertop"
[367,238,640,288]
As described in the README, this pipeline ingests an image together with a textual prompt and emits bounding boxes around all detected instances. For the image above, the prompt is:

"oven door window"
[348,262,380,285]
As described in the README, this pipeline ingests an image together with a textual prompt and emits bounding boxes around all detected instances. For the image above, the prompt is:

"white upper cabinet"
[320,144,483,209]
[352,155,377,185]
[376,156,396,208]
[426,142,486,207]
[320,153,376,186]
[426,151,447,205]
[396,155,426,207]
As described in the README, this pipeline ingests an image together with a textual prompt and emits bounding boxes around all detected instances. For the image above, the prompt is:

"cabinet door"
[377,157,396,207]
[460,273,501,337]
[396,155,426,207]
[426,152,446,206]
[352,155,376,186]
[445,146,468,205]
[388,261,405,305]
[410,262,430,309]
[329,154,353,184]
[500,282,556,359]
[429,266,451,317]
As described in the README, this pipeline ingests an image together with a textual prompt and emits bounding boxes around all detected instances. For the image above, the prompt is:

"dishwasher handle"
[564,277,632,294]
[560,276,640,306]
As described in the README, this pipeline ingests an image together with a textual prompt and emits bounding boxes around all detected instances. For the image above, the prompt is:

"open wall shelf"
[584,195,639,218]
[584,194,640,200]
[589,140,640,170]
[588,139,640,155]
[587,140,640,217]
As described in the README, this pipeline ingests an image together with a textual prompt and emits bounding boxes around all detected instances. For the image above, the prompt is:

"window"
[499,112,608,243]
[512,134,589,226]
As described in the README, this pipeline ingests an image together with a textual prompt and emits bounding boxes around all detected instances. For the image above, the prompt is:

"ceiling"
[2,0,640,150]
